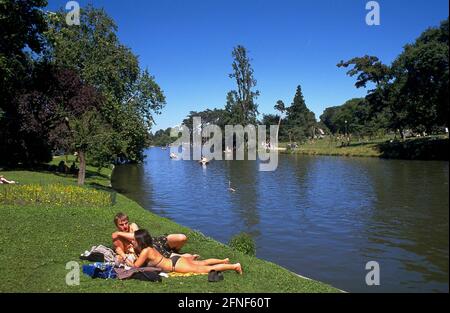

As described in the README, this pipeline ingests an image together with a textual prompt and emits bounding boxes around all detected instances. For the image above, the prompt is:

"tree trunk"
[77,150,86,186]
[276,117,282,142]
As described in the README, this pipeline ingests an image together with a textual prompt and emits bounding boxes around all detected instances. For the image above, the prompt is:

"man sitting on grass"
[112,212,198,263]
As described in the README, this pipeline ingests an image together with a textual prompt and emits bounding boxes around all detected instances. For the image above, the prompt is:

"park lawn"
[280,135,449,160]
[0,167,339,293]
[279,138,383,157]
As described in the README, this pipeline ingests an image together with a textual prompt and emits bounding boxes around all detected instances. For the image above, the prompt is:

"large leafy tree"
[17,64,112,185]
[391,18,449,133]
[182,109,230,131]
[337,55,391,89]
[338,18,449,138]
[181,108,230,146]
[44,6,166,162]
[320,106,340,134]
[225,45,260,125]
[0,0,49,166]
[0,0,47,93]
[338,55,411,139]
[320,98,387,138]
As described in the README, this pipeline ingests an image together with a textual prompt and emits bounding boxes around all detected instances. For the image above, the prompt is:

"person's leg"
[191,258,229,266]
[208,263,242,274]
[166,234,187,251]
[175,258,242,274]
[172,253,200,260]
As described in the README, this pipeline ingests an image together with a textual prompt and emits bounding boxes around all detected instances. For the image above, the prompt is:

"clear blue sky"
[48,0,449,131]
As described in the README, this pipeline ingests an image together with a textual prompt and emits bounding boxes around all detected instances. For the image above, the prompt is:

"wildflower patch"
[0,184,112,207]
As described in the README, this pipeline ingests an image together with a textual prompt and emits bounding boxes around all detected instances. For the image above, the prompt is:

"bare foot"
[223,258,230,264]
[235,263,243,274]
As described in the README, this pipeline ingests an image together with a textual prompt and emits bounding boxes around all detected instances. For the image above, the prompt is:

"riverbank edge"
[0,163,342,293]
[107,165,344,292]
[278,137,449,160]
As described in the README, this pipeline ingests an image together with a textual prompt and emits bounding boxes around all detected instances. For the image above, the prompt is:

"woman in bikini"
[127,229,243,275]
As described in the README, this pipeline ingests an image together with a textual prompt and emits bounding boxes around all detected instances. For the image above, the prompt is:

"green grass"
[280,135,449,160]
[0,165,339,293]
[280,138,383,157]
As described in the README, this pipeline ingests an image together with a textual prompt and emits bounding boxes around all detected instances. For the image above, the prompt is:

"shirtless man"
[111,212,196,262]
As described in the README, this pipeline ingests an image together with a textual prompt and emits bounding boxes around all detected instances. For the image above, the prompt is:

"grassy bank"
[0,159,339,293]
[280,136,449,160]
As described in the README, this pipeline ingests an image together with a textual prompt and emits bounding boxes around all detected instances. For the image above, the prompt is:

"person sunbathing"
[0,175,17,184]
[111,212,198,262]
[127,229,242,275]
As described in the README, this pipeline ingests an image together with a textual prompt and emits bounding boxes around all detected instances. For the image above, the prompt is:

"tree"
[338,18,449,138]
[0,0,49,166]
[320,106,340,134]
[337,55,391,89]
[17,64,112,185]
[274,100,286,141]
[44,6,165,163]
[320,98,389,139]
[261,113,281,139]
[225,45,260,125]
[285,85,317,142]
[391,18,449,133]
[182,109,230,132]
[0,0,47,93]
[69,110,114,185]
[180,108,231,146]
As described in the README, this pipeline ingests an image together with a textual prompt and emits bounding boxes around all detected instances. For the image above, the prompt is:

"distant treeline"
[151,18,448,146]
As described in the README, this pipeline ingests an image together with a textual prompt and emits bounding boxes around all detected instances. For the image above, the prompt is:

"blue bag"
[82,262,117,279]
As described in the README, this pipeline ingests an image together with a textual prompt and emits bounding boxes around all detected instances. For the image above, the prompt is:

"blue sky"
[48,0,449,131]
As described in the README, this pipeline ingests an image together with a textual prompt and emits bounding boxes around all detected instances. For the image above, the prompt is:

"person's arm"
[128,248,149,267]
[112,232,128,259]
[114,231,135,241]
[115,246,127,259]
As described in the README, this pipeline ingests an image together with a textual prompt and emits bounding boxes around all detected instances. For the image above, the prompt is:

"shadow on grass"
[345,141,380,148]
[0,163,110,181]
[377,137,449,160]
[87,182,120,206]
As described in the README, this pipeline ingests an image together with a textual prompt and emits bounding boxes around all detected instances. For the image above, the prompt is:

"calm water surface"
[112,147,449,292]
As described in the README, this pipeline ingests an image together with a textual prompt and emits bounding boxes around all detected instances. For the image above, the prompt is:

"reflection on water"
[112,148,449,292]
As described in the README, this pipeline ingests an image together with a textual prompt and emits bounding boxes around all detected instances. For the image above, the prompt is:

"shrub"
[228,232,256,256]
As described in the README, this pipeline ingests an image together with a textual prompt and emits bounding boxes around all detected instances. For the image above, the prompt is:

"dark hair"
[134,229,153,250]
[114,212,128,226]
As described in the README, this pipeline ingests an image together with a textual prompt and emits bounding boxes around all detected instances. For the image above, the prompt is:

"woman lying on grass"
[127,229,243,275]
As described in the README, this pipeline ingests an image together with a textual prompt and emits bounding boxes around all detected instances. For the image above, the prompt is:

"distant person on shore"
[111,212,197,263]
[69,162,79,175]
[0,175,17,184]
[57,160,69,174]
[126,229,243,275]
